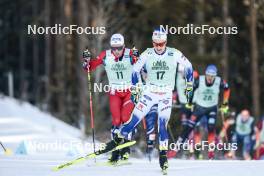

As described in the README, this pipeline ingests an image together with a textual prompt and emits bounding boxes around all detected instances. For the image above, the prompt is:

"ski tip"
[51,167,59,172]
[130,140,136,145]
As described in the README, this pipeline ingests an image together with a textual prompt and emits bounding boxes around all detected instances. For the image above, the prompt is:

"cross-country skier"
[175,67,199,132]
[255,115,264,159]
[82,33,138,163]
[176,64,230,159]
[100,28,194,174]
[232,109,256,160]
[174,68,201,159]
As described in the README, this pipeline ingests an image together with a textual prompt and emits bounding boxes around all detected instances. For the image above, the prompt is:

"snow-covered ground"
[0,95,89,156]
[0,95,263,176]
[0,156,263,176]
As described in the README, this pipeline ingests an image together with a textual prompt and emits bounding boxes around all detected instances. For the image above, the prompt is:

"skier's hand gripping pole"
[185,81,194,109]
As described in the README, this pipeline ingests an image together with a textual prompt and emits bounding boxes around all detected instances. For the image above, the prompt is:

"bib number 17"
[156,71,165,80]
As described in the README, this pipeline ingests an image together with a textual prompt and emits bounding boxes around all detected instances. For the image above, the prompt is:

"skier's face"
[153,41,166,54]
[111,45,124,57]
[241,110,250,121]
[205,75,215,84]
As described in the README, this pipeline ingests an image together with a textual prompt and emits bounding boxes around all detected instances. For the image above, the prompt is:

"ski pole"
[142,117,153,162]
[167,124,178,158]
[84,48,96,159]
[0,141,12,155]
[168,124,176,143]
[88,69,96,154]
[0,141,7,152]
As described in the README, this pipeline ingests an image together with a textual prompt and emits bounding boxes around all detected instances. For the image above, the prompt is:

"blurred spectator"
[231,109,255,160]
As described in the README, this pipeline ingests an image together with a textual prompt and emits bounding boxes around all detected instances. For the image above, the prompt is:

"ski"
[113,160,132,167]
[52,140,136,171]
[95,160,132,167]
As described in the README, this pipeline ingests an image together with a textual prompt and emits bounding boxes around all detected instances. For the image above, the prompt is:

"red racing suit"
[85,48,137,127]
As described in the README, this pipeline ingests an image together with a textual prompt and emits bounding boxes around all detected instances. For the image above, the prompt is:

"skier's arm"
[193,75,199,90]
[176,52,193,83]
[89,51,106,71]
[250,120,255,136]
[219,79,230,114]
[83,50,106,72]
[132,51,148,86]
[220,79,230,105]
[176,51,193,103]
[187,76,199,104]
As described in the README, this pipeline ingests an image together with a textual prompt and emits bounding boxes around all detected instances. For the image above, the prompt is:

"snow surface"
[0,156,263,176]
[0,95,263,176]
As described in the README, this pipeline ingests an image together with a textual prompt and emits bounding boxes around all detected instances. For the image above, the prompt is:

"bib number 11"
[116,72,123,79]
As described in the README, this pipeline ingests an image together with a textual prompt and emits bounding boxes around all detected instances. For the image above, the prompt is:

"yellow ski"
[52,140,136,171]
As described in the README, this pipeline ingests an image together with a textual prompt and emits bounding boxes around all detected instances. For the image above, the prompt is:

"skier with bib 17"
[96,28,194,174]
[82,33,138,164]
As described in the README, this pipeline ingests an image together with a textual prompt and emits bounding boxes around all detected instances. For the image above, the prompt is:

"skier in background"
[231,109,256,160]
[176,64,230,159]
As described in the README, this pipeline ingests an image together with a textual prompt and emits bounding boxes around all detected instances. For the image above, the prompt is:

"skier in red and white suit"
[82,33,138,163]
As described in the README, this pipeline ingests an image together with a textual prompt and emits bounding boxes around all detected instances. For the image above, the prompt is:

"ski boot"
[97,132,123,156]
[120,145,130,161]
[108,150,120,164]
[146,140,154,161]
[159,150,168,175]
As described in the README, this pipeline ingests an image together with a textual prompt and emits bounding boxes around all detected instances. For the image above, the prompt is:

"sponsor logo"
[163,99,169,105]
[136,103,144,112]
[143,95,152,101]
[161,106,172,112]
[111,63,127,71]
[152,60,169,70]
[112,37,121,42]
[168,52,174,56]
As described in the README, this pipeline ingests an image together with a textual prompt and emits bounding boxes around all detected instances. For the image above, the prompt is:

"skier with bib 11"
[82,33,139,164]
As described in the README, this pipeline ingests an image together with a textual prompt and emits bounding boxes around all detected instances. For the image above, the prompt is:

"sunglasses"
[206,74,216,78]
[153,42,166,47]
[111,46,124,51]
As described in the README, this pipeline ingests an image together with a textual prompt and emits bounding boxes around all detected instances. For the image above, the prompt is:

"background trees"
[0,0,263,136]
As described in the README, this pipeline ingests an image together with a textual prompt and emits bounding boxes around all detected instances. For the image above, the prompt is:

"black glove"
[132,46,139,57]
[185,82,193,104]
[82,49,91,70]
[130,85,141,104]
